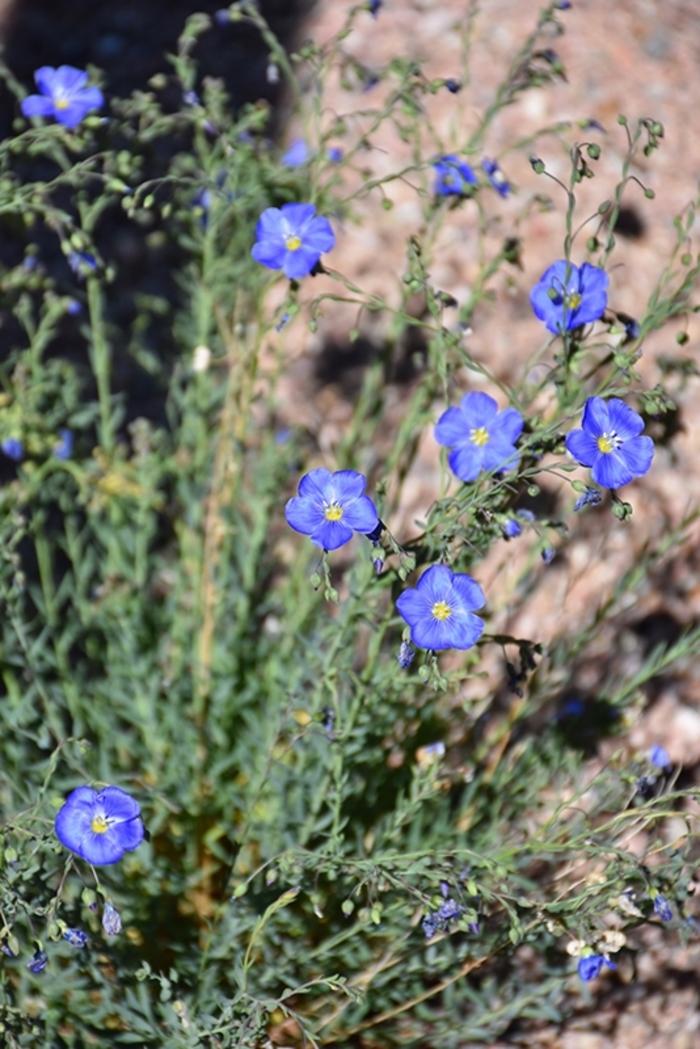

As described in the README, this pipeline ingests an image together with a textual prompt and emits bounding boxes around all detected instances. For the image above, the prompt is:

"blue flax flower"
[396,564,485,651]
[251,203,335,279]
[565,397,654,489]
[435,391,523,483]
[482,159,511,197]
[55,785,145,866]
[21,66,104,129]
[530,260,608,333]
[285,468,379,551]
[433,155,478,197]
[578,953,616,982]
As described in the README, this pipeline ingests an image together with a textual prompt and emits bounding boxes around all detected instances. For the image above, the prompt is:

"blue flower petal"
[448,445,483,482]
[435,406,468,447]
[606,398,644,440]
[298,467,333,500]
[80,831,125,866]
[492,407,524,444]
[283,244,321,279]
[21,94,56,119]
[481,438,519,473]
[451,573,486,612]
[280,202,318,229]
[55,787,96,852]
[99,786,141,823]
[310,519,354,550]
[332,469,368,502]
[617,435,654,478]
[591,449,632,488]
[285,496,325,536]
[342,495,380,533]
[303,216,336,254]
[416,564,454,603]
[251,239,284,270]
[459,391,499,429]
[565,428,598,467]
[580,396,610,437]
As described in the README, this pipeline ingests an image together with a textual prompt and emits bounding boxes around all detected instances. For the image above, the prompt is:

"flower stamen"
[91,814,109,834]
[324,502,343,522]
[470,426,490,447]
[285,234,302,251]
[597,431,619,454]
[431,600,452,621]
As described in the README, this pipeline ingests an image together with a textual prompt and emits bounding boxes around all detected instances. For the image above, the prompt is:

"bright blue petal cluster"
[396,564,485,651]
[55,785,145,866]
[285,468,379,551]
[530,260,608,333]
[565,397,654,489]
[433,155,478,197]
[578,953,616,982]
[251,203,335,279]
[482,158,511,197]
[435,391,523,483]
[21,66,104,130]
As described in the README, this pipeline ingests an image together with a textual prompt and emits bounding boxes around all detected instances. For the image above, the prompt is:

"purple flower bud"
[397,640,414,670]
[102,901,122,937]
[541,548,555,564]
[574,486,602,511]
[444,79,461,94]
[27,950,48,974]
[653,894,672,922]
[503,518,522,538]
[63,928,89,948]
[436,898,463,922]
[422,914,439,938]
[578,953,616,982]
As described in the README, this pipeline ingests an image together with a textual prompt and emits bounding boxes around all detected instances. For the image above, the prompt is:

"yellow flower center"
[91,814,109,834]
[285,234,302,251]
[564,291,582,311]
[324,502,343,522]
[597,433,615,454]
[470,426,489,447]
[431,600,452,621]
[55,98,70,110]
